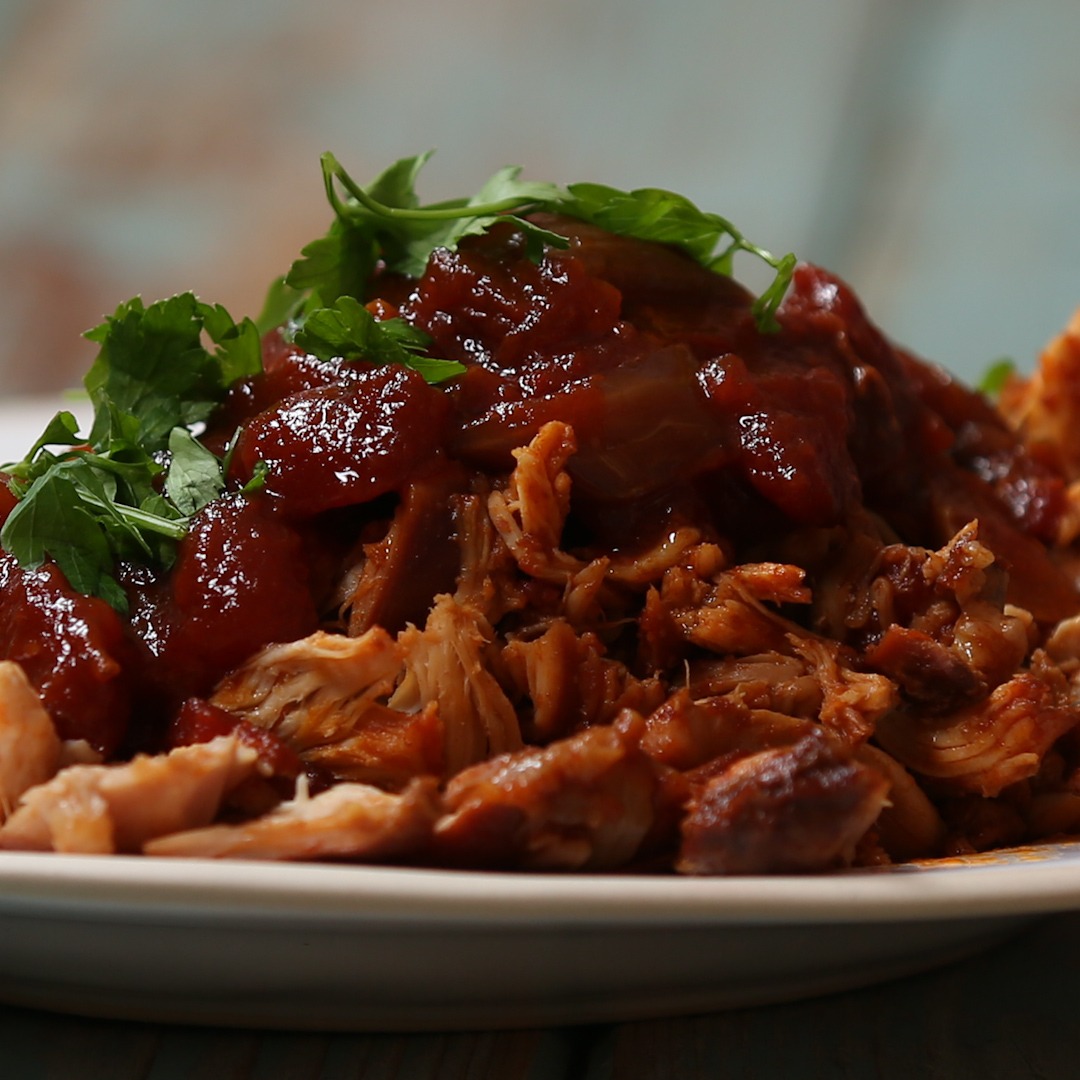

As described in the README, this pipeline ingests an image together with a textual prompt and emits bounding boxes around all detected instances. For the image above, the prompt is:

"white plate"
[1,844,1080,1030]
[1,397,1079,1031]
[0,395,92,461]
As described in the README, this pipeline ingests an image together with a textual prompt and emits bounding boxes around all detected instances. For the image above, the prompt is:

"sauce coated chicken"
[3,202,1080,873]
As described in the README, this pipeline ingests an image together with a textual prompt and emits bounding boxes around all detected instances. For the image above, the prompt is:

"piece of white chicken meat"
[0,660,61,821]
[0,736,258,854]
[145,776,440,861]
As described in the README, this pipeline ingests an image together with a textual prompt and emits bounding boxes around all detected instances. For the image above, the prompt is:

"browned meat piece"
[677,730,890,874]
[865,626,986,710]
[688,651,825,716]
[637,544,727,671]
[814,521,1035,708]
[605,526,705,588]
[1026,790,1080,840]
[0,736,257,853]
[145,776,440,861]
[856,744,946,861]
[937,794,1028,855]
[789,637,898,746]
[434,712,657,870]
[487,421,584,584]
[341,462,468,635]
[653,560,811,660]
[449,490,528,623]
[210,628,403,743]
[927,466,1079,624]
[639,689,814,772]
[501,618,665,742]
[298,703,444,791]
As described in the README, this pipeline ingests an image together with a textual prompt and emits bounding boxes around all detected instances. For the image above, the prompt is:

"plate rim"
[2,844,1080,927]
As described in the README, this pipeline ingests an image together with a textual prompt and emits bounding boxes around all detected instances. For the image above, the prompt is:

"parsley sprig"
[559,182,797,331]
[978,357,1016,399]
[1,295,261,609]
[284,151,796,333]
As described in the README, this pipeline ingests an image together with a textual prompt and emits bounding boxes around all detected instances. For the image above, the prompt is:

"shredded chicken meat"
[0,737,257,854]
[7,210,1080,875]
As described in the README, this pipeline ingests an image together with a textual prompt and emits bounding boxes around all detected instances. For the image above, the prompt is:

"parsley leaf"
[2,468,127,609]
[1,293,258,609]
[84,294,260,450]
[164,428,225,517]
[978,357,1016,399]
[285,217,379,310]
[292,296,465,384]
[559,183,797,331]
[288,152,567,295]
[256,276,305,336]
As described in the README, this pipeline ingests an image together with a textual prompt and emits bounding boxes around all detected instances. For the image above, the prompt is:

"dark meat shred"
[677,731,890,874]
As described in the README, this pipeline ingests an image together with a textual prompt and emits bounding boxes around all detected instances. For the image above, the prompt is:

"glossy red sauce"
[231,366,449,516]
[0,554,133,755]
[125,494,321,709]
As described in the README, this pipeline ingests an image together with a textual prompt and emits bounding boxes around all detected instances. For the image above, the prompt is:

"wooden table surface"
[2,911,1076,1078]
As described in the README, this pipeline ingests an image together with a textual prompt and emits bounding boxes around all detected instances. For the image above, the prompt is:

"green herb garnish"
[293,296,465,384]
[286,151,796,333]
[1,294,258,609]
[559,182,797,331]
[978,357,1017,399]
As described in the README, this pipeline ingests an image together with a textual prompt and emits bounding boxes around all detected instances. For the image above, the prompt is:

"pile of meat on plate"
[3,215,1080,873]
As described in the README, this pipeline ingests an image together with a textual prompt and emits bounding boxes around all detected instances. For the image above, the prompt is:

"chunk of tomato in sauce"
[231,365,449,518]
[207,331,367,445]
[132,493,321,705]
[698,351,859,527]
[403,231,623,375]
[0,553,134,756]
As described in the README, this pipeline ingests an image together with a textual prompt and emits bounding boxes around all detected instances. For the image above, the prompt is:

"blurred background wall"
[0,0,1077,396]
